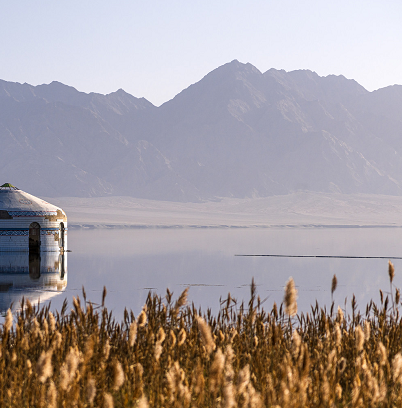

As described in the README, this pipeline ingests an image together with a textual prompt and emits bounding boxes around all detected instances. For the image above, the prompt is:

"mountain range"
[2,60,402,201]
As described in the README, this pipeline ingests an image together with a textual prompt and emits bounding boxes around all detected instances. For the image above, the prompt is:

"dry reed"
[1,264,402,407]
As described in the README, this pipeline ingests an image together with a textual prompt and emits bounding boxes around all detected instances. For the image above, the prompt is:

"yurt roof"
[0,183,64,214]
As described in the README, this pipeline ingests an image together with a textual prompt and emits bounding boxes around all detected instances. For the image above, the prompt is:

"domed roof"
[0,183,65,215]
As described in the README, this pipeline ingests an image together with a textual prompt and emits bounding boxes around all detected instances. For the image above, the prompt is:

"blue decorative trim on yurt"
[41,229,58,235]
[0,228,29,231]
[8,211,57,217]
[0,228,60,236]
[0,267,29,273]
[0,230,29,236]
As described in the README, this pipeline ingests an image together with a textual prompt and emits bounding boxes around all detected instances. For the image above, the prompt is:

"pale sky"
[1,1,401,106]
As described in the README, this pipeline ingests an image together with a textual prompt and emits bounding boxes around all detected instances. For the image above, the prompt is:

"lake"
[2,227,402,320]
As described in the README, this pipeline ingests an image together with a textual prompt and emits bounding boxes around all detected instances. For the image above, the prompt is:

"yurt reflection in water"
[0,251,67,313]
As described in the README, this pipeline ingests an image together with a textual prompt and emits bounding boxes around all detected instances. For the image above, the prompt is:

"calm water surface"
[2,227,402,320]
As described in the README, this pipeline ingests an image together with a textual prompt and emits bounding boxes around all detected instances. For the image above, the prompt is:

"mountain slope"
[2,61,402,201]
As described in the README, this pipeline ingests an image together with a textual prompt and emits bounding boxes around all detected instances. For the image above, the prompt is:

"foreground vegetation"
[2,263,402,407]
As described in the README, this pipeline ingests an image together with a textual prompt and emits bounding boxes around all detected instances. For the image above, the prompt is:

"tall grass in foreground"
[2,263,402,407]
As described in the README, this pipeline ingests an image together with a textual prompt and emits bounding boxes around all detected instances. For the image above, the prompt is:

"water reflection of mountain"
[0,251,67,313]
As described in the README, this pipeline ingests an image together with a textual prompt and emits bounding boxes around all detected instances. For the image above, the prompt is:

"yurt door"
[60,222,65,249]
[29,222,41,253]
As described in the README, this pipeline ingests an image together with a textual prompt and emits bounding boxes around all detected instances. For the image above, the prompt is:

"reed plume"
[86,376,96,405]
[378,341,387,366]
[59,347,80,390]
[129,321,137,347]
[331,274,337,304]
[222,345,235,408]
[137,310,147,327]
[196,316,215,354]
[237,364,250,396]
[47,380,57,408]
[103,393,114,408]
[4,308,12,333]
[335,383,342,400]
[169,330,176,347]
[334,323,342,346]
[389,260,395,283]
[355,325,365,352]
[337,306,344,323]
[393,353,402,383]
[389,260,396,307]
[154,327,166,361]
[177,328,186,346]
[292,330,301,358]
[36,349,53,383]
[103,339,111,361]
[137,396,149,408]
[209,348,225,394]
[49,311,56,332]
[174,287,189,312]
[364,320,370,341]
[284,277,298,316]
[112,360,125,390]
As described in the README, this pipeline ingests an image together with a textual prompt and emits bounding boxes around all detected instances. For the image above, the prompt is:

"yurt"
[0,183,67,252]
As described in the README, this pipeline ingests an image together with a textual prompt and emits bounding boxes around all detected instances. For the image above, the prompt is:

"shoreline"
[46,191,402,229]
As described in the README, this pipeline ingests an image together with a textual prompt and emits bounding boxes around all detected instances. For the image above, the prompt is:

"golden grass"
[2,265,402,407]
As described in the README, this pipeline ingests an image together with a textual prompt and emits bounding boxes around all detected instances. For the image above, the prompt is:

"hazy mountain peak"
[114,88,128,95]
[102,89,155,110]
[34,81,85,104]
[218,60,262,76]
[265,67,367,104]
[47,80,77,89]
[193,60,263,87]
[159,60,266,122]
[0,79,36,102]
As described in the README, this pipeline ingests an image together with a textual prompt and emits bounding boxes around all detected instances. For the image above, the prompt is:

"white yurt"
[0,183,67,252]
